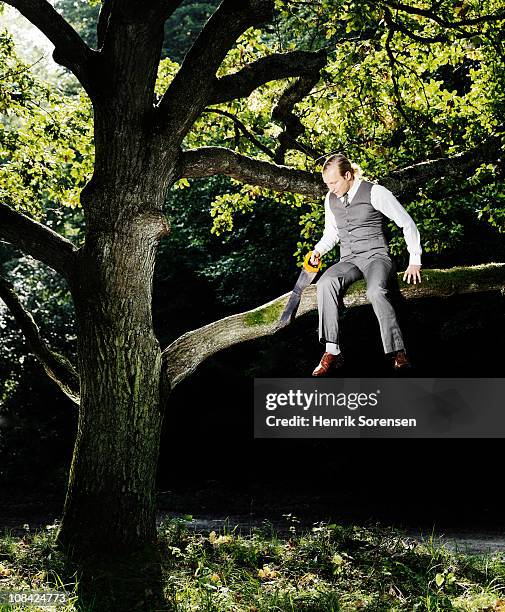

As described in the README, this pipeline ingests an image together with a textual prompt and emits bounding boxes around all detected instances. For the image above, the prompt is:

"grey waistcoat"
[329,180,389,259]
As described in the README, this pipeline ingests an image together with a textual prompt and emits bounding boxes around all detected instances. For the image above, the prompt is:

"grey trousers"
[316,254,405,354]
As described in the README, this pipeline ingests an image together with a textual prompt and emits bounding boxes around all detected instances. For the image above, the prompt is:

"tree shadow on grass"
[58,542,168,611]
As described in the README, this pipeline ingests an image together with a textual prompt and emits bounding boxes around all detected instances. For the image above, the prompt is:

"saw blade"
[276,254,321,330]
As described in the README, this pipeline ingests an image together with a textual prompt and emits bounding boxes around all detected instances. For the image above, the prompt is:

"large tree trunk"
[57,228,163,556]
[46,9,178,595]
[55,85,174,549]
[56,204,169,610]
[54,119,173,606]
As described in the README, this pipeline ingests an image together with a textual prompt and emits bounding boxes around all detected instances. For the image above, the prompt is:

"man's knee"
[366,284,388,302]
[317,274,341,294]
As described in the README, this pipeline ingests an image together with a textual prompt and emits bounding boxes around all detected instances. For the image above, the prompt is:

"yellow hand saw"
[276,252,321,330]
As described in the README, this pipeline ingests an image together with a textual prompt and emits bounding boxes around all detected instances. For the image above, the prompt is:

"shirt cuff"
[409,254,422,266]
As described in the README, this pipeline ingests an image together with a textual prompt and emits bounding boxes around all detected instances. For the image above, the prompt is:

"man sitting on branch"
[310,154,422,376]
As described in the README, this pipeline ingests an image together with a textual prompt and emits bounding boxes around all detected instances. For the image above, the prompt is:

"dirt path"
[157,511,505,555]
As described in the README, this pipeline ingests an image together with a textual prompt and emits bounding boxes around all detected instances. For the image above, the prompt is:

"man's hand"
[403,264,422,284]
[309,250,321,267]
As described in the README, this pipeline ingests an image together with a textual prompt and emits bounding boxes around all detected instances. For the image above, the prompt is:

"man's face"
[322,165,354,197]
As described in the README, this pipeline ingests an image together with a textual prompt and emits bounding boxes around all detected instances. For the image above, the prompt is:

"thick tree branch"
[383,7,448,44]
[3,0,97,95]
[96,0,114,50]
[179,136,503,200]
[209,50,327,105]
[180,146,325,196]
[0,273,80,405]
[382,136,504,200]
[385,1,505,28]
[97,0,178,49]
[272,72,324,164]
[156,0,275,141]
[162,263,505,388]
[0,204,78,279]
[97,0,183,49]
[95,2,176,110]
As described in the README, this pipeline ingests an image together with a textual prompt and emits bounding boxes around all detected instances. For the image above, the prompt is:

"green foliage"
[210,188,257,235]
[154,56,180,97]
[178,2,505,259]
[0,29,93,227]
[158,518,505,611]
[6,0,505,256]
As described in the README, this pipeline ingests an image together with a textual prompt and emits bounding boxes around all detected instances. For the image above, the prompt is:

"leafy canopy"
[1,0,504,262]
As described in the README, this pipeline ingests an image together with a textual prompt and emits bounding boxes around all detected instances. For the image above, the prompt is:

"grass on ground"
[1,517,504,611]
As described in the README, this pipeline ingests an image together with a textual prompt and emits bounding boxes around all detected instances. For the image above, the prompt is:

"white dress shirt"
[314,178,422,266]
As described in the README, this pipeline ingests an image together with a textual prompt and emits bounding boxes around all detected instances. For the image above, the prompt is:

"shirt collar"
[327,178,362,204]
[343,177,361,203]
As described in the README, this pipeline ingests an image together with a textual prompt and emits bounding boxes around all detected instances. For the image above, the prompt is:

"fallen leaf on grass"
[258,565,279,580]
[209,531,232,545]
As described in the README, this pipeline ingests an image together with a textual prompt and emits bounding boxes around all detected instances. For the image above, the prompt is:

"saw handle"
[303,251,322,273]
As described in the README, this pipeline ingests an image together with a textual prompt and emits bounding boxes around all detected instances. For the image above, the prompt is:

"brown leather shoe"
[312,352,344,377]
[393,350,411,370]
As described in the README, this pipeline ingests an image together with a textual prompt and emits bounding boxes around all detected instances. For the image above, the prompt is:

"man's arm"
[371,184,422,284]
[311,192,340,265]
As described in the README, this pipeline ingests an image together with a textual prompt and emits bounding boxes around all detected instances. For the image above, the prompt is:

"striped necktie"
[342,192,349,207]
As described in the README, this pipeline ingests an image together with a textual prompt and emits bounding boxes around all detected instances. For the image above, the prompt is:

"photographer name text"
[266,414,416,428]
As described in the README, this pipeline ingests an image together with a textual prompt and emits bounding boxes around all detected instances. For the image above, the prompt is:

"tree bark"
[56,179,170,560]
[53,172,171,609]
[0,203,78,278]
[53,94,173,591]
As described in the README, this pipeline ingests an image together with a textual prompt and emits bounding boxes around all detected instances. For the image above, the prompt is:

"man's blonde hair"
[322,153,362,179]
